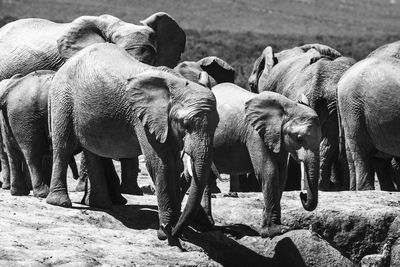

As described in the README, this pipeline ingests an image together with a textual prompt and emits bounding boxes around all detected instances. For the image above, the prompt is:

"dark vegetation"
[1,15,398,88]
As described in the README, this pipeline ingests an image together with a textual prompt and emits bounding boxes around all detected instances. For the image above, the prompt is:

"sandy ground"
[1,156,399,266]
[0,157,226,266]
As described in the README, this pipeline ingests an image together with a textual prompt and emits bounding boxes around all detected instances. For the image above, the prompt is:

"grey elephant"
[338,41,400,191]
[0,12,186,194]
[48,43,218,245]
[248,44,355,191]
[182,83,320,237]
[0,71,79,196]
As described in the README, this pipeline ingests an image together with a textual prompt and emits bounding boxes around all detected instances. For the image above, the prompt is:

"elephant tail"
[0,73,24,109]
[336,86,345,158]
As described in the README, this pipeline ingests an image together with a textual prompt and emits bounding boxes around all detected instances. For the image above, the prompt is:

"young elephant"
[0,71,78,197]
[48,43,218,245]
[183,83,321,238]
[249,44,355,191]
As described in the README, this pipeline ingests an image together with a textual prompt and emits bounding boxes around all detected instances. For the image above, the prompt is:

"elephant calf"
[0,71,78,197]
[182,83,321,238]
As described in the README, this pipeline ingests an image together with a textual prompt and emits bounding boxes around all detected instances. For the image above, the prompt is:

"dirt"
[1,158,400,266]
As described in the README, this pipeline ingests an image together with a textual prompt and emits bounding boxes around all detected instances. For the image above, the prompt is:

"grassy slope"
[0,0,399,87]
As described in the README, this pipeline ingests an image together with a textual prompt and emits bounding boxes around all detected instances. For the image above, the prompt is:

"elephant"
[0,70,79,196]
[338,41,400,191]
[48,43,218,246]
[0,12,186,194]
[182,83,321,237]
[248,44,355,191]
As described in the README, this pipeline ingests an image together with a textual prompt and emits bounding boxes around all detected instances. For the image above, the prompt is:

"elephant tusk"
[186,154,194,178]
[301,161,306,191]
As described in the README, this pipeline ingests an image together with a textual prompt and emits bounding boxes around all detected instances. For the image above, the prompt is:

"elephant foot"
[81,192,113,210]
[10,185,30,196]
[46,190,72,208]
[157,224,183,249]
[74,177,86,192]
[111,193,127,205]
[2,181,10,190]
[120,183,143,195]
[190,208,215,232]
[260,224,290,238]
[33,184,50,198]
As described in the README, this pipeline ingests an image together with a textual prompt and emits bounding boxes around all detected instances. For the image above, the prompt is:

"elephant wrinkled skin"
[0,12,186,193]
[338,41,400,191]
[182,83,321,238]
[48,43,218,246]
[0,71,79,197]
[249,44,355,191]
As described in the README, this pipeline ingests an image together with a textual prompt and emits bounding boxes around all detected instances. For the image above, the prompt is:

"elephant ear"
[57,15,113,59]
[245,92,284,153]
[197,56,236,84]
[300,44,342,60]
[125,70,170,143]
[141,12,186,68]
[248,46,276,92]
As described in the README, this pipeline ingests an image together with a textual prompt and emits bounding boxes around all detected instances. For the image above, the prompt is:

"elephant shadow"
[71,203,160,230]
[182,224,307,267]
[71,204,306,266]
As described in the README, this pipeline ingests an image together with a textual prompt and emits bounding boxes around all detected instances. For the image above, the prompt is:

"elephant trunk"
[172,133,212,237]
[300,150,319,211]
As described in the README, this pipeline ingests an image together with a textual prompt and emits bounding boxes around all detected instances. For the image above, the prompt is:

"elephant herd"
[0,12,399,247]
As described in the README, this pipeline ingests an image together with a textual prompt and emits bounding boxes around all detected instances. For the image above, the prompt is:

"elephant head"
[174,56,236,87]
[57,12,185,67]
[126,69,218,239]
[245,92,320,211]
[248,44,342,93]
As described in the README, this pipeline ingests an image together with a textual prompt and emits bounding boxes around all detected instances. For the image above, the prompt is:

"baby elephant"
[0,71,78,197]
[182,83,321,238]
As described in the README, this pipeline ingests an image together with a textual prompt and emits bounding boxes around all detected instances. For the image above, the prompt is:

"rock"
[259,229,353,267]
[210,191,400,263]
[391,238,400,266]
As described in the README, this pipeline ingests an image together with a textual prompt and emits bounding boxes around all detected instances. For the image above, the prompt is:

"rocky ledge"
[0,189,399,266]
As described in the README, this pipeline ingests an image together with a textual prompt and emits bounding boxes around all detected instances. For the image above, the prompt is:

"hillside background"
[0,0,399,87]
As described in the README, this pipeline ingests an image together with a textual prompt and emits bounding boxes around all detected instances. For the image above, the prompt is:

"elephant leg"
[22,150,49,198]
[373,158,396,191]
[247,172,261,192]
[75,153,88,192]
[0,119,10,190]
[345,138,357,191]
[284,156,301,191]
[351,147,375,190]
[390,158,400,190]
[120,157,143,195]
[229,175,241,192]
[238,174,250,192]
[248,138,287,238]
[103,159,127,205]
[68,157,79,180]
[319,137,336,191]
[2,125,29,195]
[81,150,113,209]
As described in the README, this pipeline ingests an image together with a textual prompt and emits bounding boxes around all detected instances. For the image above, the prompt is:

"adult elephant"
[338,41,400,191]
[48,43,218,246]
[248,44,355,191]
[0,12,186,194]
[181,84,320,237]
[0,71,79,197]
